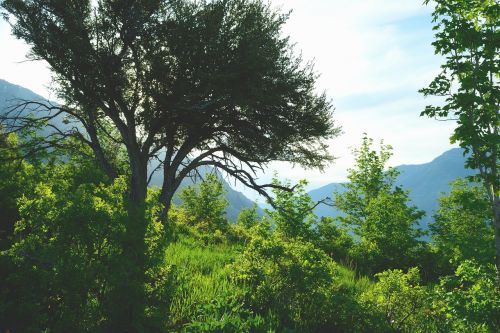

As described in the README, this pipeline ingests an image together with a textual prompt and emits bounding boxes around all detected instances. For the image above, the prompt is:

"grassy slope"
[164,234,372,332]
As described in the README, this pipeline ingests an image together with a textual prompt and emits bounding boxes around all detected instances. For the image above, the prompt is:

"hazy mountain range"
[0,79,47,112]
[1,79,474,225]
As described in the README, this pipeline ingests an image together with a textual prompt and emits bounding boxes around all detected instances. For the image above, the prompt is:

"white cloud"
[0,21,52,98]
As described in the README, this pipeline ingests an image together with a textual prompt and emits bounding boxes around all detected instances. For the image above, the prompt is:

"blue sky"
[0,0,457,200]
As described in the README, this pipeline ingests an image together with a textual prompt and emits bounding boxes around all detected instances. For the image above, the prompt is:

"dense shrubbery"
[0,155,173,332]
[232,234,335,331]
[1,134,498,332]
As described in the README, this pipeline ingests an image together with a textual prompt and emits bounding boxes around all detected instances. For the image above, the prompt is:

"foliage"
[181,296,271,333]
[266,178,317,240]
[359,261,500,333]
[420,0,500,277]
[1,1,340,325]
[265,177,355,265]
[431,179,495,268]
[232,233,335,331]
[0,160,172,332]
[0,0,339,210]
[420,0,499,188]
[179,174,229,236]
[0,0,497,324]
[361,268,427,332]
[335,135,425,273]
[0,133,37,249]
[228,204,262,245]
[165,237,271,332]
[432,260,500,332]
[313,216,354,264]
[2,138,498,332]
[236,204,261,229]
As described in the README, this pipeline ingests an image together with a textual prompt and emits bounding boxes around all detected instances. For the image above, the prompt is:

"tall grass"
[164,235,374,332]
[165,237,244,329]
[334,264,373,293]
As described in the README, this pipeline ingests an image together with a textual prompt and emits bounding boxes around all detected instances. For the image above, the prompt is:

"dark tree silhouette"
[1,0,338,211]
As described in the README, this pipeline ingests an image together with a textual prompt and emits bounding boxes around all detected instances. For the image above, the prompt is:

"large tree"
[420,0,499,281]
[0,0,338,330]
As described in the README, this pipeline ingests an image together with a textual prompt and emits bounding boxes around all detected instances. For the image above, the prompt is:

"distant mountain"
[0,79,63,138]
[0,79,258,221]
[308,148,475,229]
[0,79,46,111]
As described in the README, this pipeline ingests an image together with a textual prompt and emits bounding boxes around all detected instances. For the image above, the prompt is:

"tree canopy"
[1,0,339,211]
[420,0,500,280]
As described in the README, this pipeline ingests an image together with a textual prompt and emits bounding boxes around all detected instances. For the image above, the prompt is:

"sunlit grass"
[165,237,244,329]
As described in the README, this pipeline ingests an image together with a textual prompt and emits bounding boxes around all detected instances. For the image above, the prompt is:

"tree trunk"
[493,195,500,285]
[107,154,149,332]
[159,165,177,221]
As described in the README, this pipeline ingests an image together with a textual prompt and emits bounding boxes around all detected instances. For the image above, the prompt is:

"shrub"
[431,260,500,332]
[0,163,172,332]
[361,268,427,332]
[232,234,337,331]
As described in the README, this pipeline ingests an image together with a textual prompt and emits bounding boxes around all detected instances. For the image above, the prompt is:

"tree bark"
[159,165,177,221]
[493,196,500,284]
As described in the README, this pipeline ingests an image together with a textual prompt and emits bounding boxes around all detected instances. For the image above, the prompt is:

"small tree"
[335,135,425,273]
[236,204,260,229]
[179,174,229,233]
[266,179,317,240]
[420,0,500,281]
[431,179,495,267]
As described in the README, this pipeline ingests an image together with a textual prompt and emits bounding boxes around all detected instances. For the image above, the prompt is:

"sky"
[0,0,458,201]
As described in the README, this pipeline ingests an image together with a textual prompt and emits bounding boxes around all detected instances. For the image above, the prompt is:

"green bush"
[0,161,172,332]
[431,260,500,332]
[232,234,342,331]
[431,180,495,269]
[179,174,229,235]
[361,268,428,332]
[314,216,354,264]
